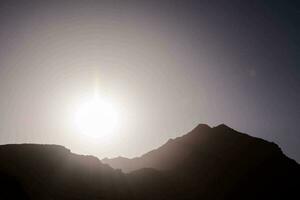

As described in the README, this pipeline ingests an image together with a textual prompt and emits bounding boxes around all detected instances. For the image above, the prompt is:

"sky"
[0,0,299,161]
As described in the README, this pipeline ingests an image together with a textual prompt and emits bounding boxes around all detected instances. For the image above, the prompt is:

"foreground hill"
[0,124,299,199]
[0,144,131,200]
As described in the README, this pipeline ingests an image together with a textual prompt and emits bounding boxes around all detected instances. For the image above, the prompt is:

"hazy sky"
[0,0,299,161]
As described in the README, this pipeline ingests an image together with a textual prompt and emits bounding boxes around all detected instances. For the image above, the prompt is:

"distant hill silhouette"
[0,124,299,199]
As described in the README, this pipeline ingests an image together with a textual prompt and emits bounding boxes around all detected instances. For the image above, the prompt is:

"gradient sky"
[0,0,299,161]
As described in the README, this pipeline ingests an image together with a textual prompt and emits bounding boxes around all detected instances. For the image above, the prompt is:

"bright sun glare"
[74,95,120,140]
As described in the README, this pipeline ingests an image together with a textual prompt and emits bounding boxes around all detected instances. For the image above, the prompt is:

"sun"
[74,96,120,139]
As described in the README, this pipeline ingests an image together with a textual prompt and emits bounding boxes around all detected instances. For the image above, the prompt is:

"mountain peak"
[103,123,295,173]
[214,123,231,130]
[192,123,211,131]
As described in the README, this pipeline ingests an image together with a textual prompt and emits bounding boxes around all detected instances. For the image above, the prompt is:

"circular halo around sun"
[74,96,120,140]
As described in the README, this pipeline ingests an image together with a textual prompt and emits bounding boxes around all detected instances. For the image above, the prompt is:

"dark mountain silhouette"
[0,144,132,200]
[103,124,299,171]
[103,124,214,172]
[106,123,300,199]
[0,124,299,199]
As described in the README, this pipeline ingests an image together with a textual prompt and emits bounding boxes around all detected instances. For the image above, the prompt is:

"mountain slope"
[103,124,292,172]
[105,124,300,199]
[0,124,299,200]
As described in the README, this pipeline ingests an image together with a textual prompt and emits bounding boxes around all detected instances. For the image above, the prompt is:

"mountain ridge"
[102,123,288,172]
[0,123,299,199]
